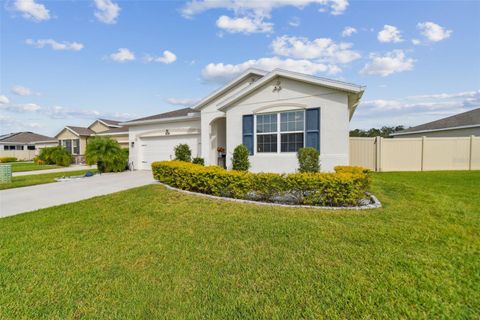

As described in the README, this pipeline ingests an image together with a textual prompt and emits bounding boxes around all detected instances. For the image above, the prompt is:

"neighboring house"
[0,132,57,160]
[391,108,480,138]
[123,68,365,173]
[55,119,128,163]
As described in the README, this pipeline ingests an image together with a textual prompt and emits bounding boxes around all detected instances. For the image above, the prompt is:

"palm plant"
[85,137,128,173]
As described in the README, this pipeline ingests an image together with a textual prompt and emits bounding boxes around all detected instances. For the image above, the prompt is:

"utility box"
[0,164,12,183]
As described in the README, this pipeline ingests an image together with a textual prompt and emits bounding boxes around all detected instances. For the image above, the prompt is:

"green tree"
[297,147,320,173]
[174,144,192,162]
[85,137,128,173]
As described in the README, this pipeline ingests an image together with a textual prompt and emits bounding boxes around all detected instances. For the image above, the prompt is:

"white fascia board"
[217,69,365,112]
[120,114,201,126]
[390,124,480,136]
[191,68,268,110]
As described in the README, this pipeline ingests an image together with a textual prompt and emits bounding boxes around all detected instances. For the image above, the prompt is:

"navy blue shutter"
[242,115,254,155]
[305,108,320,151]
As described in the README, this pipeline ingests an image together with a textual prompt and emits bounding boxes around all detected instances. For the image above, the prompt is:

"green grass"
[0,169,97,190]
[10,162,61,172]
[0,171,478,319]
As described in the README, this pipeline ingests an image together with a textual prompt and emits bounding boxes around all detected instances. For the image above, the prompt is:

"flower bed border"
[156,181,382,210]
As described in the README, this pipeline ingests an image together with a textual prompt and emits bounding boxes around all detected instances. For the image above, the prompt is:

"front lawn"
[0,169,97,190]
[10,162,61,172]
[0,171,478,318]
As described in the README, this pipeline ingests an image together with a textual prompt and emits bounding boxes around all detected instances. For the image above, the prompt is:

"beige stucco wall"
[224,76,350,173]
[394,127,480,138]
[105,134,129,148]
[89,121,111,133]
[56,128,88,155]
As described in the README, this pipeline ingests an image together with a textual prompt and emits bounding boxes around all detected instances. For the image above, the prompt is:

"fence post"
[376,136,381,172]
[469,135,474,171]
[421,136,426,171]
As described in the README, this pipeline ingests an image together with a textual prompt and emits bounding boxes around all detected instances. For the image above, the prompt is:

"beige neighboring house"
[0,132,57,160]
[55,119,129,163]
[392,108,480,138]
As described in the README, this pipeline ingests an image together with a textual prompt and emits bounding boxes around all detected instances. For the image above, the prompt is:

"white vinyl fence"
[349,136,480,172]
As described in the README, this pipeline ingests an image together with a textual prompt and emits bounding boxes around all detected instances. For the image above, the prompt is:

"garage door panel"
[140,135,199,170]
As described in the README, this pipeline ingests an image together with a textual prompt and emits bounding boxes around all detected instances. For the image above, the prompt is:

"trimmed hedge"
[152,161,371,207]
[0,157,17,163]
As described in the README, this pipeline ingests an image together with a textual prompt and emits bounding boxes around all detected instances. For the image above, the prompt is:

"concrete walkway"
[13,165,97,177]
[0,171,154,218]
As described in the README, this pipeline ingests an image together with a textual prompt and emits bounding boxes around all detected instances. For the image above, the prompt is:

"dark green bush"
[231,144,250,171]
[192,157,205,166]
[297,147,320,173]
[0,157,17,163]
[85,137,128,173]
[152,161,371,207]
[174,144,192,162]
[36,146,72,166]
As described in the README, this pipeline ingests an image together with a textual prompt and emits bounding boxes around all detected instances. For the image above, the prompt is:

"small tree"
[192,157,205,166]
[297,147,320,173]
[36,146,72,166]
[232,144,250,171]
[85,137,128,173]
[174,144,192,162]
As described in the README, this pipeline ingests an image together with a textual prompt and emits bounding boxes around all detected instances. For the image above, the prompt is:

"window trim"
[254,109,305,154]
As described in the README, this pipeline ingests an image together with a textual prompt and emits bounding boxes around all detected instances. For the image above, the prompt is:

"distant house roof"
[97,119,122,127]
[95,126,128,135]
[0,132,56,144]
[391,108,480,136]
[122,107,200,125]
[65,126,95,136]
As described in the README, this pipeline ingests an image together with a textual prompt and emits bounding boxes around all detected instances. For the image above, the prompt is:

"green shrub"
[231,144,250,171]
[0,157,17,163]
[36,147,72,166]
[192,157,205,166]
[174,144,192,162]
[297,147,320,173]
[152,161,371,207]
[85,137,128,173]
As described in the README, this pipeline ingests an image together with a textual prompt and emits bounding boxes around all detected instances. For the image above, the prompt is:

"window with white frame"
[256,110,305,153]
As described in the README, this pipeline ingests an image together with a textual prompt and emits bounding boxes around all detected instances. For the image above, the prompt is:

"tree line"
[349,126,406,138]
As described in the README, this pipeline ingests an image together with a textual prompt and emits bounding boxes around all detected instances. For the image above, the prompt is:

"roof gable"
[192,68,267,110]
[216,69,365,117]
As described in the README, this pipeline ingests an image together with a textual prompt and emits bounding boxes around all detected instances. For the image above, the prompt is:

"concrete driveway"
[0,171,154,218]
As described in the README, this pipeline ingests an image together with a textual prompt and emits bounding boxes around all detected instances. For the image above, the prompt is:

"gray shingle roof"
[0,132,56,144]
[127,107,199,122]
[395,108,480,135]
[66,126,95,136]
[98,119,122,127]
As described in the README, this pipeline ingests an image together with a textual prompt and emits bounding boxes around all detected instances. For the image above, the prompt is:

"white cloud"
[0,115,43,132]
[25,39,84,51]
[377,25,403,43]
[144,50,177,64]
[411,39,421,45]
[216,15,273,33]
[0,102,42,113]
[271,35,360,64]
[341,26,357,37]
[353,89,480,128]
[109,48,135,62]
[417,21,452,42]
[11,85,38,96]
[165,97,201,107]
[94,0,120,24]
[0,95,10,104]
[360,50,414,77]
[288,16,300,27]
[181,0,349,18]
[202,57,341,84]
[13,0,50,21]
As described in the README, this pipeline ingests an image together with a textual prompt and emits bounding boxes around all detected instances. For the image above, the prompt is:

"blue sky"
[1,0,479,136]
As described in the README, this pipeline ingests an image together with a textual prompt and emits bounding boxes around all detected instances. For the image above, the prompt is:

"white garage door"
[139,134,200,170]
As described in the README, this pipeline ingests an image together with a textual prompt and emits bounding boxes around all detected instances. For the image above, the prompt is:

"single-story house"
[0,132,57,160]
[55,119,128,162]
[391,108,480,138]
[122,68,365,173]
